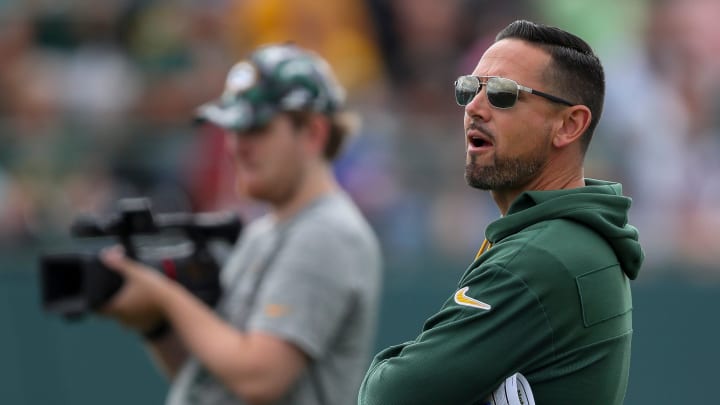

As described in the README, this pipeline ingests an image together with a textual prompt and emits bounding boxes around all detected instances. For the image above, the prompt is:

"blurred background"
[1,0,719,403]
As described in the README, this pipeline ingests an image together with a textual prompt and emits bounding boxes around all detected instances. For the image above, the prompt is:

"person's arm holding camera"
[101,247,309,405]
[99,264,188,378]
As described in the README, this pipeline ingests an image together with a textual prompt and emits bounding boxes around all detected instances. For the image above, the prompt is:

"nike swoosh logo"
[454,287,492,310]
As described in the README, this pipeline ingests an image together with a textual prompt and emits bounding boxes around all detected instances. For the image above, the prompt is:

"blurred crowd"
[1,0,720,279]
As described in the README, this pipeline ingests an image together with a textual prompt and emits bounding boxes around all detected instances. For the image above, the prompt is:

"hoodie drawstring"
[474,238,493,261]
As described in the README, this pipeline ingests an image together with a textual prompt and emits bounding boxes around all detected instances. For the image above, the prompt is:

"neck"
[491,166,585,216]
[272,162,338,222]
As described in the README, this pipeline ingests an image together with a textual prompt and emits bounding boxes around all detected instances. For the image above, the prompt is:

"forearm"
[99,248,307,404]
[145,332,189,379]
[157,281,253,383]
[155,281,306,404]
[359,345,468,405]
[358,305,545,404]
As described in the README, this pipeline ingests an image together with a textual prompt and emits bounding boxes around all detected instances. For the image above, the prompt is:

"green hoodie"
[359,179,644,405]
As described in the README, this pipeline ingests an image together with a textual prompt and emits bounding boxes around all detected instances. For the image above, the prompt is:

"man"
[358,20,644,405]
[101,43,382,405]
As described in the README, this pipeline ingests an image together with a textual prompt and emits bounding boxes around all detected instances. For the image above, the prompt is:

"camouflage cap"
[195,43,347,132]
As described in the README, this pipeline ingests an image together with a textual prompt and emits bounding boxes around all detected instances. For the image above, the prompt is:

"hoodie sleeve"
[358,264,552,405]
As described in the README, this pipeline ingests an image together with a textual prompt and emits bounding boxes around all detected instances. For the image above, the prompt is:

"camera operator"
[100,43,382,405]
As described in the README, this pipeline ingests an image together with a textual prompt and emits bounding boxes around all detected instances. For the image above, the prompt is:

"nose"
[464,87,491,122]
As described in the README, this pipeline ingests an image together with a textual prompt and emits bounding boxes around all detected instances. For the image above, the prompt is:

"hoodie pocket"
[576,265,632,327]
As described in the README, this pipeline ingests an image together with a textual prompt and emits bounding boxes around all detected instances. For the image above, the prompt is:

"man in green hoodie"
[358,20,644,405]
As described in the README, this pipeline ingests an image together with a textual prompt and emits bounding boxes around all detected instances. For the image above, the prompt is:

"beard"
[464,150,546,190]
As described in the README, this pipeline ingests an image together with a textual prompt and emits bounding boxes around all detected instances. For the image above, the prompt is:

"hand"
[99,246,170,333]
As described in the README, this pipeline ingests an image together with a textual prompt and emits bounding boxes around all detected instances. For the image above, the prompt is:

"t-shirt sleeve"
[246,224,360,359]
[358,264,552,405]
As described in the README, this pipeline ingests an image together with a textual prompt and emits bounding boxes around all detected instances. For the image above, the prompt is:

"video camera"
[39,198,242,319]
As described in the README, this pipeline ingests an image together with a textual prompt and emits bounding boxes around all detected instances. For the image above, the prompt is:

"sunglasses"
[454,75,575,109]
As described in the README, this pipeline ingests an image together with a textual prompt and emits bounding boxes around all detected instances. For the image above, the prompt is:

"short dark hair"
[496,20,605,153]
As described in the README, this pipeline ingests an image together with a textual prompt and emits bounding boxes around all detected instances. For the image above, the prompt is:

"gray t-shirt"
[167,192,382,405]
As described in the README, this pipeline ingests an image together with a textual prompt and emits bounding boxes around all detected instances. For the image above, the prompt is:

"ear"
[303,114,331,156]
[552,105,592,148]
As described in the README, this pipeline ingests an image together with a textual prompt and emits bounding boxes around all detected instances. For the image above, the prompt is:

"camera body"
[39,198,242,319]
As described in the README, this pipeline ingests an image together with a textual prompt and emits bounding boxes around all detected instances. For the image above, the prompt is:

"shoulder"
[289,192,379,251]
[474,218,629,318]
[464,219,615,310]
[490,218,615,279]
[273,193,381,279]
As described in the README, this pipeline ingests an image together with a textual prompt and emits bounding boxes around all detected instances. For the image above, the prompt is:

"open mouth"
[469,134,493,148]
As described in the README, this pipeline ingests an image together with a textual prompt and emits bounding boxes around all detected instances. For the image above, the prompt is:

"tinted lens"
[454,76,480,106]
[486,77,519,109]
